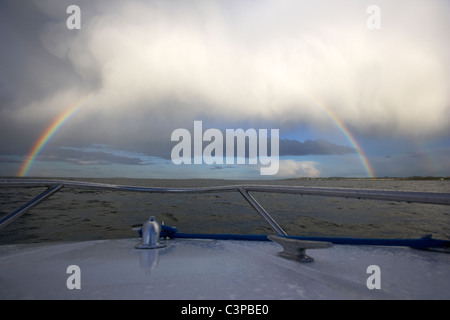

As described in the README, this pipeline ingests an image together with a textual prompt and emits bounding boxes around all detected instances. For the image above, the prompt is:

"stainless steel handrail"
[0,184,63,230]
[1,179,449,234]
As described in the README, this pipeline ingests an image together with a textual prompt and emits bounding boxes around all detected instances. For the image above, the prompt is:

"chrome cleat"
[135,216,166,249]
[269,235,332,263]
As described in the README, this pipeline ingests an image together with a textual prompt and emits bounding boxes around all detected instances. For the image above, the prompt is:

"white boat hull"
[1,238,449,300]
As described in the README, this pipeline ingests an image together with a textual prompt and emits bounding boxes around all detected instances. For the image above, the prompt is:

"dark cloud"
[279,139,355,156]
[0,157,22,164]
[167,129,355,160]
[0,0,449,178]
[31,136,354,167]
[37,145,154,166]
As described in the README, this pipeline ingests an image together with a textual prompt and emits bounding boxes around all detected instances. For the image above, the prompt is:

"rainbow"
[308,96,375,178]
[17,94,375,178]
[17,101,85,177]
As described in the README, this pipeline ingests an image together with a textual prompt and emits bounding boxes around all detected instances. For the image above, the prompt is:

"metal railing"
[1,178,449,235]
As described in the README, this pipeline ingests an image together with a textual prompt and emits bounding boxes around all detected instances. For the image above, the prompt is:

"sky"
[0,0,449,179]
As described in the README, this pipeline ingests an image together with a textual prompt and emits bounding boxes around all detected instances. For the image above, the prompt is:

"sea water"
[0,178,448,244]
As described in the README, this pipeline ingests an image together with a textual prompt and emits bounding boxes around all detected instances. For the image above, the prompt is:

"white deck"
[1,238,449,299]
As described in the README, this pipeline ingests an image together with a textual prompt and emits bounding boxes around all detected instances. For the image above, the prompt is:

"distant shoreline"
[286,176,449,181]
[2,176,448,181]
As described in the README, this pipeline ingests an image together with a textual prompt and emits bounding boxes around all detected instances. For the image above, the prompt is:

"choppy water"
[0,178,449,244]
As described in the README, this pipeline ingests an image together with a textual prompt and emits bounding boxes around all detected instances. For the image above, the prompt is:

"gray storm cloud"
[1,0,449,159]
